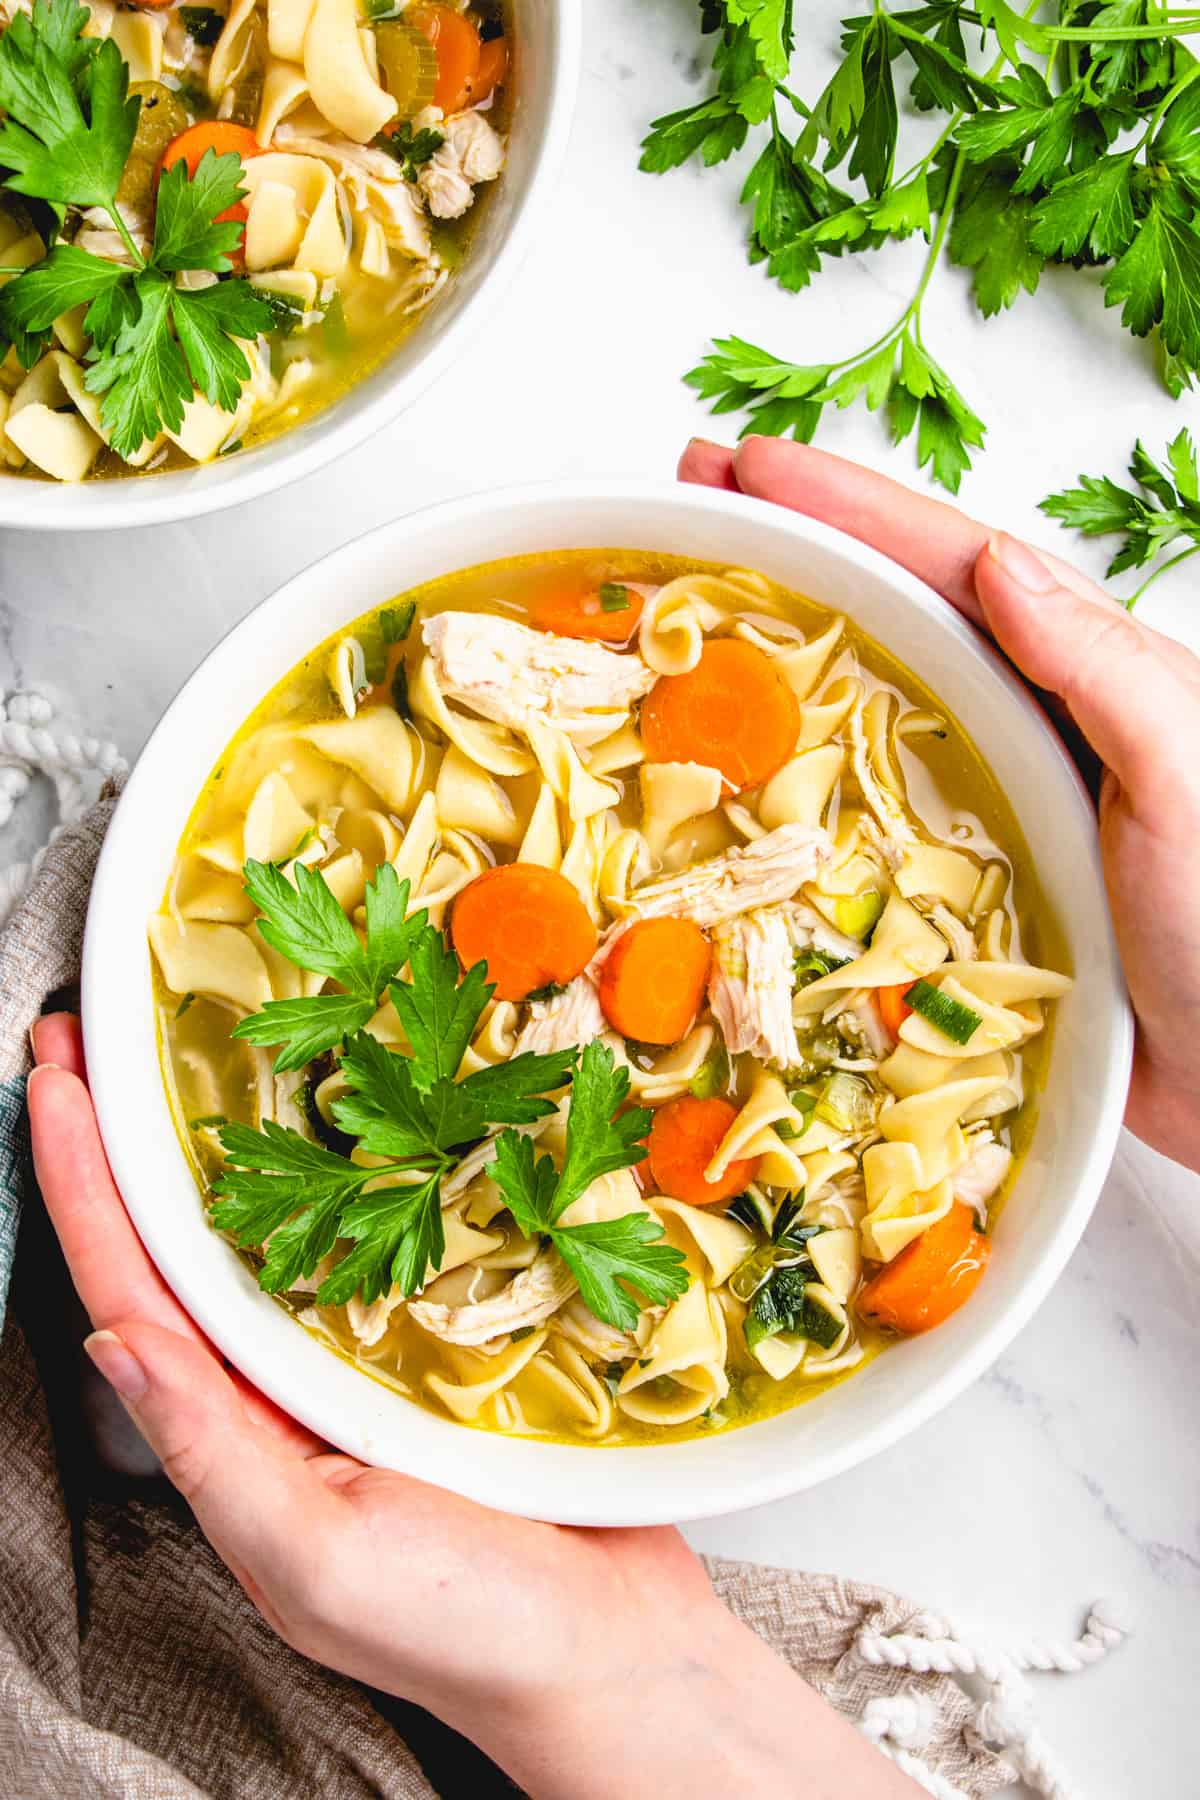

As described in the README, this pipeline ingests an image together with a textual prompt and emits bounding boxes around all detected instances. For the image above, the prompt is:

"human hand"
[27,1013,919,1800]
[679,436,1200,1175]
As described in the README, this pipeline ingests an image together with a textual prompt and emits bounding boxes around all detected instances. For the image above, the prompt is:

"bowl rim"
[0,5,581,534]
[81,478,1134,1523]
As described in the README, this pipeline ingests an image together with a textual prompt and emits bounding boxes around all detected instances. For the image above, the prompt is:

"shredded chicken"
[408,1247,576,1347]
[849,710,916,855]
[273,126,433,260]
[709,908,801,1067]
[346,1287,403,1346]
[515,975,606,1057]
[422,612,655,736]
[418,108,505,219]
[952,1137,1013,1223]
[553,1295,640,1364]
[927,901,978,963]
[625,823,832,929]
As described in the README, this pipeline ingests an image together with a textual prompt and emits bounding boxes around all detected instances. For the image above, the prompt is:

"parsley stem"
[1042,15,1200,37]
[1128,542,1200,608]
[907,146,966,341]
[103,202,146,272]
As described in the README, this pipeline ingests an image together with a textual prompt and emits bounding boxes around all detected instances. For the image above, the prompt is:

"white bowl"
[0,3,578,533]
[82,481,1133,1525]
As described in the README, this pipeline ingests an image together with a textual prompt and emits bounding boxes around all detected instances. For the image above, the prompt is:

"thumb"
[84,1322,329,1587]
[975,533,1194,801]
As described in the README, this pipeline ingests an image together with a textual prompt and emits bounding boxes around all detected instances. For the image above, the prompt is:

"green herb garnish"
[598,583,632,612]
[1041,429,1200,608]
[491,1043,690,1330]
[904,977,982,1046]
[231,861,429,1071]
[179,6,225,46]
[374,120,444,184]
[175,991,196,1018]
[642,3,1200,491]
[380,599,417,643]
[0,0,274,456]
[792,948,851,990]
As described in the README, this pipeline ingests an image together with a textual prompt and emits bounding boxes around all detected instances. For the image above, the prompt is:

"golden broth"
[155,551,1066,1447]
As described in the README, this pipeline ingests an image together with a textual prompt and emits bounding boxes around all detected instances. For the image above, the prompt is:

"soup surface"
[151,552,1072,1446]
[0,0,509,481]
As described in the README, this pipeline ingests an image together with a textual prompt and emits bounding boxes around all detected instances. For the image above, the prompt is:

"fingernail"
[26,1062,61,1087]
[988,533,1058,595]
[686,436,725,453]
[85,1330,148,1403]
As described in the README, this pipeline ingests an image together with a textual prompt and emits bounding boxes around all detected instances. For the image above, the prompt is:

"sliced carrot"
[598,917,711,1046]
[641,638,800,793]
[877,982,914,1036]
[408,4,482,113]
[159,123,263,250]
[646,1095,760,1208]
[529,583,645,644]
[451,863,597,1002]
[858,1202,991,1335]
[466,33,508,106]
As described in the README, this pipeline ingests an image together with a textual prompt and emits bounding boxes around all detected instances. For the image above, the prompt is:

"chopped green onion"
[904,978,982,1046]
[380,600,416,643]
[832,890,883,938]
[289,826,317,860]
[217,438,242,458]
[599,583,632,612]
[814,1071,875,1133]
[690,1042,730,1100]
[792,947,851,990]
[744,1264,809,1352]
[775,1090,817,1136]
[175,992,196,1018]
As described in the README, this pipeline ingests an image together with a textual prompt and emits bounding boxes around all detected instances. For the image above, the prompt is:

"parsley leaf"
[374,121,444,182]
[85,271,192,456]
[316,1174,445,1307]
[389,924,493,1087]
[949,160,1044,315]
[212,1120,380,1292]
[1105,200,1200,369]
[151,150,248,272]
[1041,427,1200,605]
[171,281,268,411]
[0,244,128,335]
[0,2,137,211]
[490,1042,687,1331]
[232,862,429,1071]
[553,1216,695,1335]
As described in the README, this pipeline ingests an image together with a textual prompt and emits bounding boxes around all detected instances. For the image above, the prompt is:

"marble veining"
[1,4,1197,1793]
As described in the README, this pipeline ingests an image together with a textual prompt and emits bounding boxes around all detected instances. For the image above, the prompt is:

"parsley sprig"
[492,1046,690,1330]
[214,860,687,1328]
[0,0,274,456]
[643,2,1200,492]
[1041,427,1200,606]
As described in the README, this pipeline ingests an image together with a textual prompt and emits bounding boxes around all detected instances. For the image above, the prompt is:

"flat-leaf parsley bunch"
[642,1,1200,492]
[212,860,690,1328]
[0,0,273,456]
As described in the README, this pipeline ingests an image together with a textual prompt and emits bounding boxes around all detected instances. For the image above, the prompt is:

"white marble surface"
[2,2,1198,1794]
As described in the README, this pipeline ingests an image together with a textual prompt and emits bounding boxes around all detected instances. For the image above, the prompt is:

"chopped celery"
[690,1042,731,1100]
[814,1071,875,1132]
[832,889,883,938]
[904,978,982,1045]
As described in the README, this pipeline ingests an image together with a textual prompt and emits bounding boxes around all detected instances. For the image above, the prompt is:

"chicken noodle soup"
[0,0,509,481]
[151,551,1071,1446]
